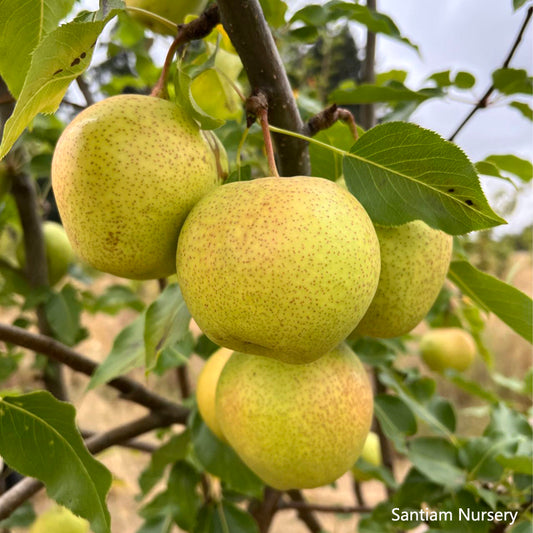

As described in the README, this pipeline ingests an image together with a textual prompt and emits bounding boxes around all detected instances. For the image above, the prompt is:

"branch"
[0,412,176,520]
[0,322,189,421]
[277,500,372,514]
[216,0,309,176]
[449,6,532,141]
[151,4,221,98]
[285,490,323,533]
[360,0,377,130]
[79,429,156,453]
[304,103,359,140]
[249,487,281,533]
[76,76,94,107]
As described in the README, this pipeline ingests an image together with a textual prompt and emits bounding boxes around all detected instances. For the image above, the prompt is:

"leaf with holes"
[0,0,75,97]
[0,391,111,533]
[0,2,123,160]
[343,122,506,234]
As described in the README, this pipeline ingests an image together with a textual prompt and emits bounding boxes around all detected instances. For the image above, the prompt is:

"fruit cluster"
[51,94,455,490]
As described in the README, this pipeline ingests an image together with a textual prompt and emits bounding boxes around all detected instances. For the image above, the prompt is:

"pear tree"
[0,1,531,533]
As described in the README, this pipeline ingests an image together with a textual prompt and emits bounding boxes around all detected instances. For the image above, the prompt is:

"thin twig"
[0,412,176,520]
[305,103,359,140]
[360,0,377,130]
[277,500,372,514]
[79,429,156,453]
[150,4,220,98]
[0,322,189,421]
[285,490,323,533]
[76,76,94,107]
[249,487,281,533]
[449,6,532,141]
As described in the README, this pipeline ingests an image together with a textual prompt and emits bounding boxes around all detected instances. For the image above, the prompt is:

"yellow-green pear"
[176,177,380,364]
[125,0,208,35]
[30,506,89,533]
[216,343,373,490]
[52,94,222,280]
[351,431,382,481]
[196,347,232,441]
[352,220,452,338]
[420,327,476,372]
[16,221,75,286]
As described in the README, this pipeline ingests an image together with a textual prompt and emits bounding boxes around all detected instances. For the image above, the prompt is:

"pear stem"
[150,4,221,99]
[246,92,280,177]
[258,107,280,178]
[125,6,178,33]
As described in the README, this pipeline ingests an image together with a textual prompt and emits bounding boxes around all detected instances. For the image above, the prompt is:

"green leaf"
[309,121,360,181]
[343,122,506,234]
[190,411,264,499]
[0,392,112,533]
[0,0,75,97]
[44,285,84,346]
[144,284,191,371]
[88,312,146,389]
[215,502,259,533]
[0,3,123,160]
[168,462,201,531]
[428,70,452,87]
[513,0,528,9]
[492,68,533,96]
[174,64,224,131]
[445,371,500,404]
[374,394,416,453]
[195,502,259,533]
[458,437,507,481]
[139,430,191,495]
[259,0,287,27]
[448,260,533,343]
[510,101,533,120]
[0,502,36,529]
[484,403,533,440]
[407,437,465,489]
[379,368,454,439]
[475,160,513,186]
[427,397,456,432]
[140,461,201,532]
[485,154,533,182]
[330,83,429,104]
[454,71,476,89]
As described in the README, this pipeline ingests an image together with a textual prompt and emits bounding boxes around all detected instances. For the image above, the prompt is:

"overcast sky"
[356,0,533,235]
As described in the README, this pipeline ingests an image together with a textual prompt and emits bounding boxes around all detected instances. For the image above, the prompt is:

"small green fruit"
[420,327,476,372]
[17,221,75,286]
[351,431,382,481]
[30,506,89,533]
[216,343,373,490]
[196,347,232,441]
[52,94,222,280]
[352,220,452,338]
[125,0,208,35]
[177,177,380,364]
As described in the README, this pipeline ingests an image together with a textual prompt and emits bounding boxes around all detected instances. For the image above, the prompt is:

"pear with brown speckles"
[176,177,381,364]
[351,220,453,339]
[52,94,223,280]
[216,343,373,490]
